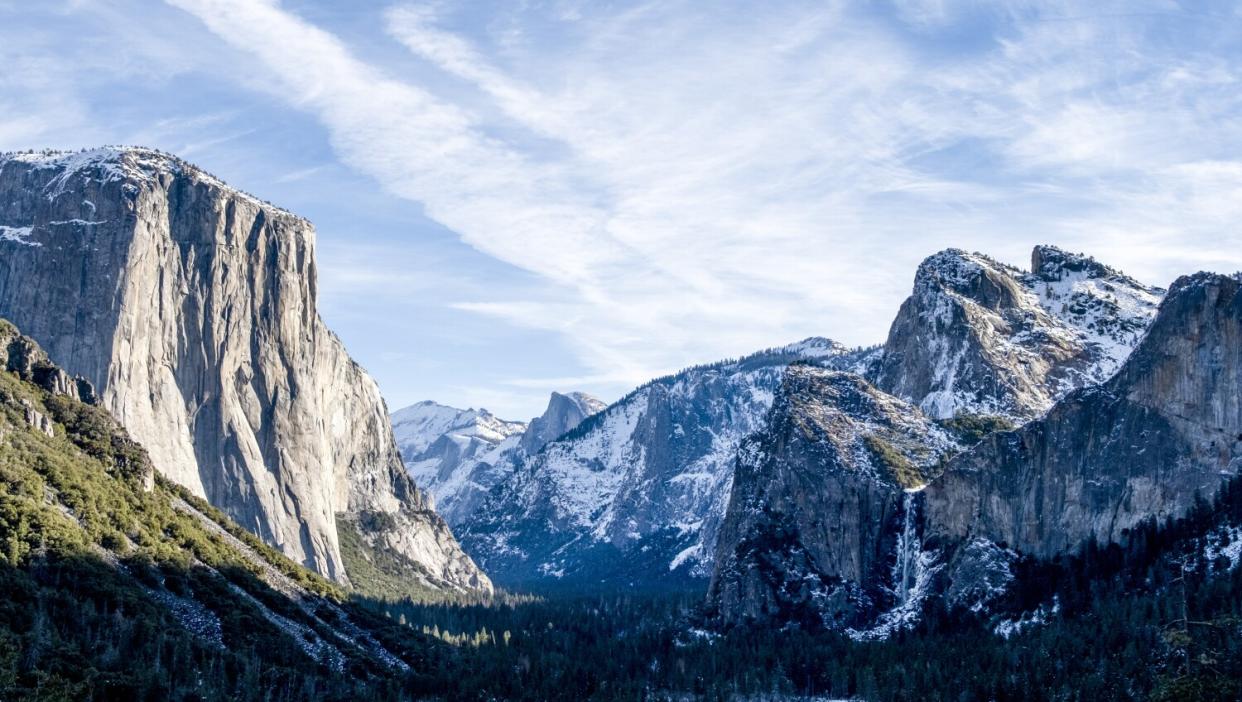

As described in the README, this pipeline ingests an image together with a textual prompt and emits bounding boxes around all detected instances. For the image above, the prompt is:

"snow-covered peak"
[874,245,1163,420]
[1031,245,1121,282]
[1026,246,1164,380]
[913,248,1027,312]
[392,401,469,456]
[0,147,300,218]
[391,400,525,459]
[780,336,849,359]
[519,391,607,455]
[5,146,177,180]
[550,391,607,419]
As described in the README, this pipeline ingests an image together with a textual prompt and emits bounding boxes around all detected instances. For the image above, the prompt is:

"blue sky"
[2,0,1241,419]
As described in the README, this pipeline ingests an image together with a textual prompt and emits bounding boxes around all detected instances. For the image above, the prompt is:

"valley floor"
[5,485,1242,701]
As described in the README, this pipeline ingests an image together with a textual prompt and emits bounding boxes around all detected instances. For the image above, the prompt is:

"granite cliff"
[871,247,1162,420]
[709,268,1239,631]
[0,147,488,593]
[926,272,1242,599]
[708,365,954,628]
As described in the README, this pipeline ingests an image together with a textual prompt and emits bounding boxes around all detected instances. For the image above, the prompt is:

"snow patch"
[48,218,107,226]
[1204,524,1242,570]
[994,598,1060,639]
[0,225,38,246]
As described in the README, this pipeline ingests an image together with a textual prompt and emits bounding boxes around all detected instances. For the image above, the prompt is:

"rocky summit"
[870,246,1163,421]
[0,147,489,594]
[706,267,1242,632]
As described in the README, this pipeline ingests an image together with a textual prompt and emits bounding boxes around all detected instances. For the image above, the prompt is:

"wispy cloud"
[275,165,329,183]
[13,0,1242,414]
[165,0,1242,389]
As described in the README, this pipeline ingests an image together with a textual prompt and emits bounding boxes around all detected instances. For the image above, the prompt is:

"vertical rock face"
[709,271,1239,631]
[925,272,1242,560]
[708,366,954,627]
[871,247,1162,420]
[0,148,489,593]
[707,255,1235,632]
[518,391,607,455]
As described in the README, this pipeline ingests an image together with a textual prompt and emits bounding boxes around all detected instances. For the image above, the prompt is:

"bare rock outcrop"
[925,272,1242,559]
[708,366,954,627]
[0,147,489,593]
[871,247,1162,420]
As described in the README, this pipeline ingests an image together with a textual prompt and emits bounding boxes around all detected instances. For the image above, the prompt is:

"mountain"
[0,319,444,699]
[393,393,604,527]
[392,401,527,526]
[871,246,1163,420]
[709,365,955,628]
[0,147,488,594]
[460,246,1164,593]
[926,272,1242,591]
[3,310,1239,699]
[392,401,528,461]
[708,270,1241,632]
[457,339,862,589]
[518,391,607,455]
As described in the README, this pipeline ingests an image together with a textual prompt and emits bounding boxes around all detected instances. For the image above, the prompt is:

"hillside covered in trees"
[1,311,1240,700]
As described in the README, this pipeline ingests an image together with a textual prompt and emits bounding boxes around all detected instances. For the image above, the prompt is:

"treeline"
[2,343,1241,700]
[6,541,1239,701]
[355,480,1242,701]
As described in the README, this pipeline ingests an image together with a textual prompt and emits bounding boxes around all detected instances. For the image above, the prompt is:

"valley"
[0,146,1239,701]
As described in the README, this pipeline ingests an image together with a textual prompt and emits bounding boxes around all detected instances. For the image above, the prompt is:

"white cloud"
[118,0,1242,392]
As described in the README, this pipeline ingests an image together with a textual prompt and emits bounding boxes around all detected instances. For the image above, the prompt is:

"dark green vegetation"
[862,434,926,489]
[0,325,443,700]
[1,320,1240,700]
[939,412,1016,445]
[371,482,1242,701]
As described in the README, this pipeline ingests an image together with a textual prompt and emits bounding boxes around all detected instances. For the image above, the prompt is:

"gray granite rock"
[0,148,489,593]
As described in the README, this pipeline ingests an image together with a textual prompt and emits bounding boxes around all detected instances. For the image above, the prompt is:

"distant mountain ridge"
[456,246,1168,596]
[456,338,872,589]
[392,392,604,526]
[393,401,528,461]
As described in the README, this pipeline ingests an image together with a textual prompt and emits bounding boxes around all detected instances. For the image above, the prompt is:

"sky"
[2,0,1241,420]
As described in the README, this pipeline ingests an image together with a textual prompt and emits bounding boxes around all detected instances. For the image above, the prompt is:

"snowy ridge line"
[877,245,1164,421]
[558,338,856,447]
[0,147,306,220]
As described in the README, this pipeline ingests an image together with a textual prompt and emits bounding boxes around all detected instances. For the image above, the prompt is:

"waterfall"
[848,489,941,641]
[895,490,920,606]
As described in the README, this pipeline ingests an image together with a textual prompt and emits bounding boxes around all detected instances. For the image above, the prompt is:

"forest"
[1,345,1240,701]
[4,478,1240,700]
